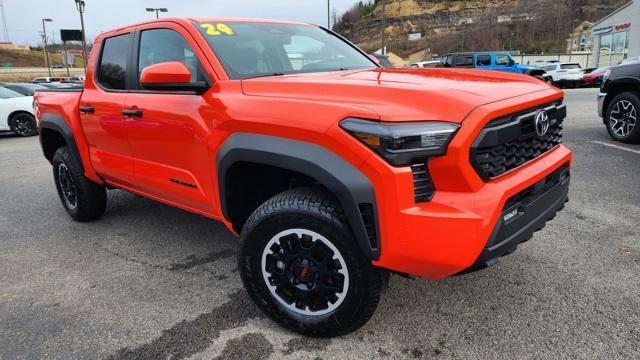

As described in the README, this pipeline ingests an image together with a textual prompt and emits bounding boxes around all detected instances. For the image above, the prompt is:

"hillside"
[0,49,85,68]
[334,0,628,57]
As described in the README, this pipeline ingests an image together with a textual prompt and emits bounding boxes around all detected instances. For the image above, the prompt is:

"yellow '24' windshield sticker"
[200,23,234,36]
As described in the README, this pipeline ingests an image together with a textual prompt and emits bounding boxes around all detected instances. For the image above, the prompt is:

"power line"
[0,0,10,42]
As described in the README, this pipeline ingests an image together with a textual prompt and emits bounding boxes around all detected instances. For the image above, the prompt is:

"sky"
[0,0,359,46]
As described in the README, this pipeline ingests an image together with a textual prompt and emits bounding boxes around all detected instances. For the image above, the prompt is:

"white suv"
[541,63,584,88]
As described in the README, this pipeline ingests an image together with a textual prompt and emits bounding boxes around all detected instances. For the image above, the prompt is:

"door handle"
[79,106,95,114]
[122,108,143,118]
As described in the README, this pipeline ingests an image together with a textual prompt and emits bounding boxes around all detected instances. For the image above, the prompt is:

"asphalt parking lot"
[1,88,639,359]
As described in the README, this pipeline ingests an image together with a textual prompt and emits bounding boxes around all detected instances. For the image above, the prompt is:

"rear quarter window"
[97,33,131,90]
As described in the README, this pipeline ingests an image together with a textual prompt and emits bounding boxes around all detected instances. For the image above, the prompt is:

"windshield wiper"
[243,72,286,80]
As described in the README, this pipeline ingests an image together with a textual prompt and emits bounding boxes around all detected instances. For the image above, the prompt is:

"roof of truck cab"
[96,17,314,40]
[188,17,311,26]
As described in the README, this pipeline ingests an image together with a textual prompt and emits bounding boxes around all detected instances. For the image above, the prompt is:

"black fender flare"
[38,113,84,172]
[217,133,380,259]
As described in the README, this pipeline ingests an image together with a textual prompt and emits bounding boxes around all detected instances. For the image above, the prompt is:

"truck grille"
[470,103,566,180]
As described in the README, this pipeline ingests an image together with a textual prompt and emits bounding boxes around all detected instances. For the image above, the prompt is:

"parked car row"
[438,52,550,81]
[403,54,638,91]
[32,75,85,83]
[0,75,84,137]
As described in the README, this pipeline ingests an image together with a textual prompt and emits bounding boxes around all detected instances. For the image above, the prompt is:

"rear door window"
[495,54,512,66]
[476,54,491,66]
[97,33,131,90]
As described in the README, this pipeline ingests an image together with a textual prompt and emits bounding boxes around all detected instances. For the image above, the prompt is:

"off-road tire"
[605,91,640,144]
[239,187,386,337]
[52,146,107,221]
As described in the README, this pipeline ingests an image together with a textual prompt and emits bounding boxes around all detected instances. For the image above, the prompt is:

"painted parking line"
[591,141,640,154]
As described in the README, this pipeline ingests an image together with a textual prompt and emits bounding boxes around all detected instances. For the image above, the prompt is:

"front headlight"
[340,118,459,166]
[603,69,611,81]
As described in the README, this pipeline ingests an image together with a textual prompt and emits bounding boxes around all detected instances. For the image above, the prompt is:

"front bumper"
[464,165,570,272]
[366,89,572,280]
[370,145,572,280]
[553,78,584,87]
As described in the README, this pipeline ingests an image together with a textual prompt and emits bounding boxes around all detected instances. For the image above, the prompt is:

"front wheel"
[239,187,386,337]
[605,92,640,144]
[10,112,38,137]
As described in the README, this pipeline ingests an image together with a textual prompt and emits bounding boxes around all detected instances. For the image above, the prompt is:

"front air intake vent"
[411,163,435,203]
[358,203,378,250]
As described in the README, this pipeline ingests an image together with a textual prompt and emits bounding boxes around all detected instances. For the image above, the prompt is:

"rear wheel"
[10,112,38,137]
[239,187,386,337]
[605,92,640,144]
[52,146,107,221]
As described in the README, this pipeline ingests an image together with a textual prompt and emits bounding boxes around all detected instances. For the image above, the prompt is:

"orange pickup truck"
[34,17,572,336]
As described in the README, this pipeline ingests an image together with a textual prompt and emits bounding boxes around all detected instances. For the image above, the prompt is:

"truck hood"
[241,68,551,123]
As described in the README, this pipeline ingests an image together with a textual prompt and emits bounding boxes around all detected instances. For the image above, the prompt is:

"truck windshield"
[195,22,376,79]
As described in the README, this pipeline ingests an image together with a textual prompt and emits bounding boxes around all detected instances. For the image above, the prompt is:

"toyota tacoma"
[34,18,572,337]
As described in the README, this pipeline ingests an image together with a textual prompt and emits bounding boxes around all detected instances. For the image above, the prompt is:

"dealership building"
[591,0,639,67]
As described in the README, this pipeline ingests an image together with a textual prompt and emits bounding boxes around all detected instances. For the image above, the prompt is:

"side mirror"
[140,61,209,93]
[368,55,382,66]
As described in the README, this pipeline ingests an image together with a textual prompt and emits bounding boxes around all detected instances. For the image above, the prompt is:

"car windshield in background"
[195,22,376,79]
[619,56,640,65]
[561,64,581,69]
[0,86,23,99]
[1,83,48,96]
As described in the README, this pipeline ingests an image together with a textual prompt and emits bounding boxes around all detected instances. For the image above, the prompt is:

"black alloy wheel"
[606,92,640,143]
[11,113,38,137]
[57,163,78,210]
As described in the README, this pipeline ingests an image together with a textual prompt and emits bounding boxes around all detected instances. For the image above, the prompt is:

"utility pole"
[381,0,385,55]
[75,0,88,72]
[63,41,70,77]
[327,0,330,29]
[42,18,53,77]
[0,0,9,42]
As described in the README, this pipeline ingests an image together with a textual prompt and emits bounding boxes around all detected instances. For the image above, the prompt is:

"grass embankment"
[0,49,85,82]
[1,49,85,67]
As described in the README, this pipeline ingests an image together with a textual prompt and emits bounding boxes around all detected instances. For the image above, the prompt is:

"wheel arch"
[38,113,83,172]
[217,133,380,260]
[603,78,640,124]
[7,110,35,127]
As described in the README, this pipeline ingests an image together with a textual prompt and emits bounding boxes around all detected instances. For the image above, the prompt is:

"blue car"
[440,52,550,81]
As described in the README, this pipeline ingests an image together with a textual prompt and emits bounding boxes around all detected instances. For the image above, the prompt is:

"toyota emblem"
[535,110,550,137]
